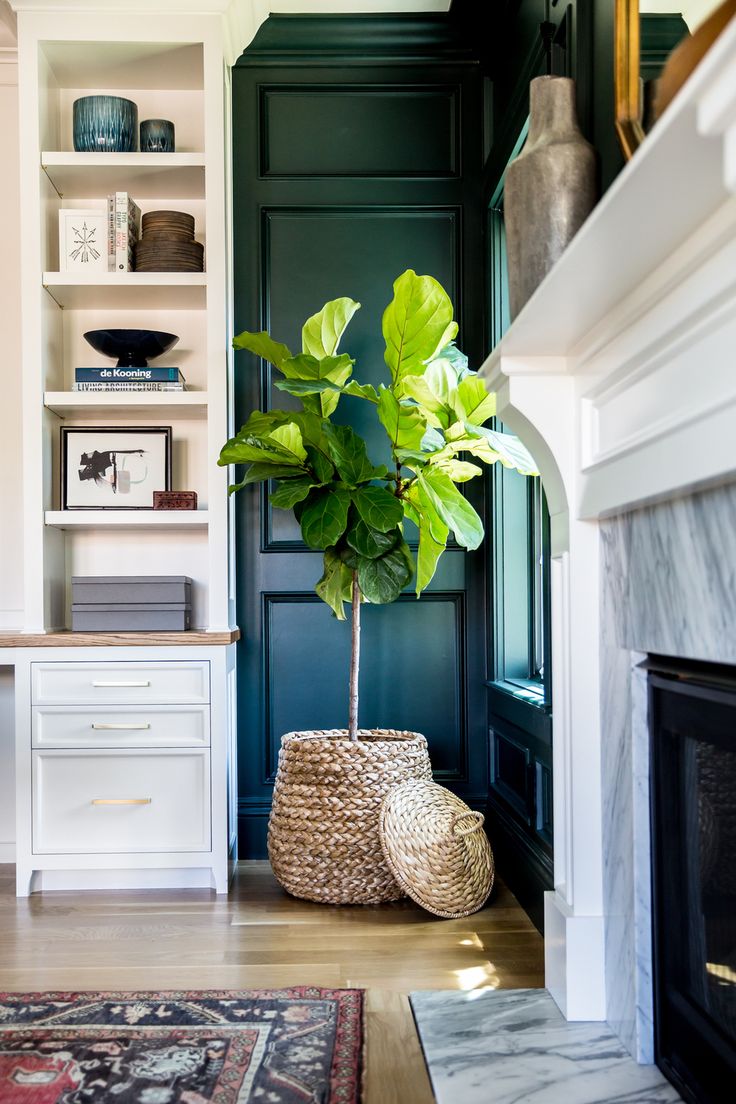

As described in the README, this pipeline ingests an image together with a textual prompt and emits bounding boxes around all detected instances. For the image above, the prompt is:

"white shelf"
[42,153,206,199]
[44,391,208,418]
[42,272,207,310]
[45,510,209,531]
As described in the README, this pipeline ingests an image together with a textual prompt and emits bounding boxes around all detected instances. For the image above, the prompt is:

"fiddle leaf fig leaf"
[346,518,399,560]
[269,477,319,510]
[274,378,339,396]
[435,458,483,483]
[267,423,308,464]
[448,423,540,475]
[418,467,484,550]
[302,297,361,359]
[382,269,458,386]
[406,481,446,543]
[300,486,351,549]
[465,426,539,475]
[233,330,292,371]
[435,341,470,376]
[280,352,354,384]
[454,376,496,425]
[416,510,449,594]
[338,541,360,570]
[357,538,415,604]
[238,462,308,487]
[218,430,306,469]
[423,354,462,408]
[280,352,355,417]
[316,547,354,620]
[401,374,445,413]
[352,485,404,533]
[400,374,450,427]
[342,380,379,403]
[323,423,378,485]
[238,410,292,437]
[377,387,427,452]
[305,445,335,485]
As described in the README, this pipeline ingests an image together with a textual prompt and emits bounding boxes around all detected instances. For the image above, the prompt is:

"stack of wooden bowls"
[134,210,204,272]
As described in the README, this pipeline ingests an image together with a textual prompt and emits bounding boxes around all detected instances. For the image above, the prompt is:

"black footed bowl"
[84,328,179,368]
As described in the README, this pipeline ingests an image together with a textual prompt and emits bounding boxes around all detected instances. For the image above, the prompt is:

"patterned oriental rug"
[0,988,364,1103]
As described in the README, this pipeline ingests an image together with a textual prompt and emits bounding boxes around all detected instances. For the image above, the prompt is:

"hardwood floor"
[0,861,544,1103]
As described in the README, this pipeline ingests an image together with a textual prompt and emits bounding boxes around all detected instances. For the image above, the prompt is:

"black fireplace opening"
[650,657,736,1103]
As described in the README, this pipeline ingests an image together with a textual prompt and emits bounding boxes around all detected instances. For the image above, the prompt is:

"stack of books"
[73,367,186,392]
[108,192,141,272]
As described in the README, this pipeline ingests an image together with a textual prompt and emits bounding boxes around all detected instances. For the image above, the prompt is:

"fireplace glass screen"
[650,661,736,1102]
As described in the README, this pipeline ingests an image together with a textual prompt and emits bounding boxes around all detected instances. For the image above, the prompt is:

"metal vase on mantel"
[504,75,597,319]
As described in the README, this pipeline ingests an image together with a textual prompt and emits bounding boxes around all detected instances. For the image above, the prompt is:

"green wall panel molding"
[260,86,459,178]
[234,14,482,67]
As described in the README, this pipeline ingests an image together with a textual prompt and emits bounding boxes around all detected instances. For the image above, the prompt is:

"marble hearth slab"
[410,989,681,1103]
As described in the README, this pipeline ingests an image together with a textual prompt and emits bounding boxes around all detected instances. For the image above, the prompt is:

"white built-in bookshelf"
[11,3,237,897]
[17,10,233,634]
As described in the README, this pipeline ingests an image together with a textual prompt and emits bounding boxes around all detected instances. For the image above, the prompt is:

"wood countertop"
[0,629,240,648]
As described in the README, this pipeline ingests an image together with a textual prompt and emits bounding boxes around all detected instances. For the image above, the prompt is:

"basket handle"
[449,810,485,837]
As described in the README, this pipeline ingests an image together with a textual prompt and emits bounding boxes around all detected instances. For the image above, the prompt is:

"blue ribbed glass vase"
[73,96,138,152]
[140,119,175,153]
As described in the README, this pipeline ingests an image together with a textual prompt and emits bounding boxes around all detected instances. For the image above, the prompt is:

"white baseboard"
[32,867,217,892]
[545,890,607,1021]
[0,842,15,863]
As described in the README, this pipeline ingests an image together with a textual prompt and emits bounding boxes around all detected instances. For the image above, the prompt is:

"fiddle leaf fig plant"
[220,269,538,739]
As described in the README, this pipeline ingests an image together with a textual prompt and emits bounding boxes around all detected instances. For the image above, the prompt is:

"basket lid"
[379,780,494,918]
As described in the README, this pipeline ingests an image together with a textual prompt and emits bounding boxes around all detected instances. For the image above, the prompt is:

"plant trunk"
[348,570,361,741]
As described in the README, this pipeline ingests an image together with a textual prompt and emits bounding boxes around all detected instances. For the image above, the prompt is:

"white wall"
[0,54,21,626]
[0,22,20,859]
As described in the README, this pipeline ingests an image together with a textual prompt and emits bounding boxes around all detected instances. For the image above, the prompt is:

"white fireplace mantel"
[481,18,736,1026]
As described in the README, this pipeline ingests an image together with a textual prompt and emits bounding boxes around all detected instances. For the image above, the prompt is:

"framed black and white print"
[58,208,108,273]
[61,427,172,510]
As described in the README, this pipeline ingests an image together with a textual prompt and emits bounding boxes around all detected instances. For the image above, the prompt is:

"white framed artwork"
[58,208,108,273]
[61,427,172,509]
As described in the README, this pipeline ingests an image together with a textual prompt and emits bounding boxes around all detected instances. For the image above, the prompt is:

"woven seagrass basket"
[379,779,495,918]
[268,729,432,904]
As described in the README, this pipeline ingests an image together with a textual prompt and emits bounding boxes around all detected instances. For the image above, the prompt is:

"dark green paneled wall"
[230,6,628,863]
[232,15,488,857]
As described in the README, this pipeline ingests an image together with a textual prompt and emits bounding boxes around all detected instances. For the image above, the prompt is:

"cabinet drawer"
[32,749,211,855]
[32,662,210,705]
[32,706,210,749]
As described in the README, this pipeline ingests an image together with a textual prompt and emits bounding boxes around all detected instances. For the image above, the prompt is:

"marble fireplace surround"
[479,19,736,1061]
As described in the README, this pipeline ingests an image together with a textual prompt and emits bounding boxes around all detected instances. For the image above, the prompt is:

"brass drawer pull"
[91,798,152,806]
[91,723,151,731]
[91,680,151,688]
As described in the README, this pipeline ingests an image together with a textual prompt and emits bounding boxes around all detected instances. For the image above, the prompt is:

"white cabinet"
[33,748,211,855]
[32,661,210,705]
[14,644,236,896]
[32,705,210,749]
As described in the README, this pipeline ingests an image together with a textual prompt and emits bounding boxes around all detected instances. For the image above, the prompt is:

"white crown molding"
[270,1,450,10]
[8,0,447,14]
[8,0,449,63]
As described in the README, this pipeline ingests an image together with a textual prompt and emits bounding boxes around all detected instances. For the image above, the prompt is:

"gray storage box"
[72,576,192,605]
[71,603,192,632]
